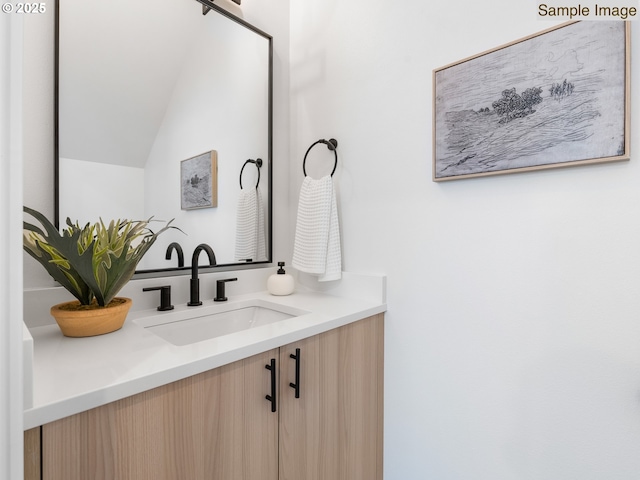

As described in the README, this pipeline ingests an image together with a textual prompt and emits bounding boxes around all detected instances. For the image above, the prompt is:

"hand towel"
[292,175,341,282]
[255,188,267,260]
[235,188,267,262]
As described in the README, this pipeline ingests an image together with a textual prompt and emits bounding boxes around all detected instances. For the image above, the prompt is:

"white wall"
[290,2,640,479]
[59,0,205,168]
[2,11,24,480]
[22,2,55,288]
[59,157,145,223]
[142,14,270,267]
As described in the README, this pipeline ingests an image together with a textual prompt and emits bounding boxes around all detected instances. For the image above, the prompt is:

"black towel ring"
[302,138,338,177]
[239,158,262,189]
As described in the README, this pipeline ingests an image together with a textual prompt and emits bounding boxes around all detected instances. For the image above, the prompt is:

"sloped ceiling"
[59,0,203,167]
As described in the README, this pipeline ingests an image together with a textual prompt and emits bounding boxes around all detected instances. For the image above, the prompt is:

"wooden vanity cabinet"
[26,314,383,480]
[279,313,384,480]
[37,349,279,480]
[24,427,40,480]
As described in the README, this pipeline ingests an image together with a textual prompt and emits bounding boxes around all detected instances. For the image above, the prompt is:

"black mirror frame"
[54,0,273,276]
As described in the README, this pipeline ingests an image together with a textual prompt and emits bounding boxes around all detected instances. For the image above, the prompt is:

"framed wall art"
[181,150,218,209]
[433,21,630,181]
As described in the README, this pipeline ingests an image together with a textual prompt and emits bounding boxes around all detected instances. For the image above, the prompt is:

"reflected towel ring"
[302,138,338,177]
[240,158,262,189]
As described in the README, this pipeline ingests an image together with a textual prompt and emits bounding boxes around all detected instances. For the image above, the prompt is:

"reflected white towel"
[292,176,341,282]
[256,188,266,260]
[235,189,266,262]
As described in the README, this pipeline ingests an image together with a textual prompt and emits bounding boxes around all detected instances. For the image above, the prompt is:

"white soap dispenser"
[268,262,295,296]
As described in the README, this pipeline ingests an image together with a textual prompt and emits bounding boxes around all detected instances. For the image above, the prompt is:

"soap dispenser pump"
[268,262,295,296]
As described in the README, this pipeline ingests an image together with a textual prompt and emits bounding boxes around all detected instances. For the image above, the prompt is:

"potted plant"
[23,206,175,337]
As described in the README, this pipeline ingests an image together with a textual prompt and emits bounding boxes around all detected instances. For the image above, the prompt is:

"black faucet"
[165,242,184,268]
[188,244,217,306]
[214,278,238,302]
[143,285,174,311]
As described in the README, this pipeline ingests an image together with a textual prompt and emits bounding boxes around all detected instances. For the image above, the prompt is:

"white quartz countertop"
[24,273,386,430]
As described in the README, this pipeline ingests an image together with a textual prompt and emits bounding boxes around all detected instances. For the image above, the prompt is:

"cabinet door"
[41,349,279,480]
[24,427,41,480]
[279,314,384,480]
[241,349,279,480]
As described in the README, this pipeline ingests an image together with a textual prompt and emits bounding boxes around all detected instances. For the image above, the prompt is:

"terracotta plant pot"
[50,297,132,337]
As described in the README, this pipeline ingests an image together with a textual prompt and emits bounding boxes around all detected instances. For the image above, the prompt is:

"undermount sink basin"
[134,300,308,346]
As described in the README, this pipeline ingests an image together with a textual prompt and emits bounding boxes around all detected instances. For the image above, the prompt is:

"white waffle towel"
[292,175,341,282]
[256,189,266,260]
[235,188,266,262]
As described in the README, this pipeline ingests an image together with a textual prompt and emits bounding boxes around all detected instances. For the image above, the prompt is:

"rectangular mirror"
[56,0,272,274]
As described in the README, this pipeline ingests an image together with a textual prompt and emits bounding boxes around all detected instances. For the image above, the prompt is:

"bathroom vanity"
[23,271,386,480]
[31,1,387,477]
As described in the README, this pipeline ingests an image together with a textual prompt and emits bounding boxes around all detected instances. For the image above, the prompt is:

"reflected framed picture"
[181,150,218,209]
[433,21,630,181]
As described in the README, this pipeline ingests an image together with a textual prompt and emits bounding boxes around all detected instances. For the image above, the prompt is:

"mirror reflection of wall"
[58,0,272,272]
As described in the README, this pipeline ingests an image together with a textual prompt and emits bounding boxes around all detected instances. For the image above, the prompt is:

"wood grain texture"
[24,427,41,480]
[42,349,279,480]
[242,351,279,480]
[279,314,384,480]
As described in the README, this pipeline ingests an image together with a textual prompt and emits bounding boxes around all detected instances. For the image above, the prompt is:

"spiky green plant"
[23,206,175,306]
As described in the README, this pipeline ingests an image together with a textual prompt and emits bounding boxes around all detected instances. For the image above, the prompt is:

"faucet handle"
[214,278,238,302]
[143,286,174,311]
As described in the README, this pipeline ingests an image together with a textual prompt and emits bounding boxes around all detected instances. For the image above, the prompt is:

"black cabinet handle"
[265,359,277,412]
[289,348,300,399]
